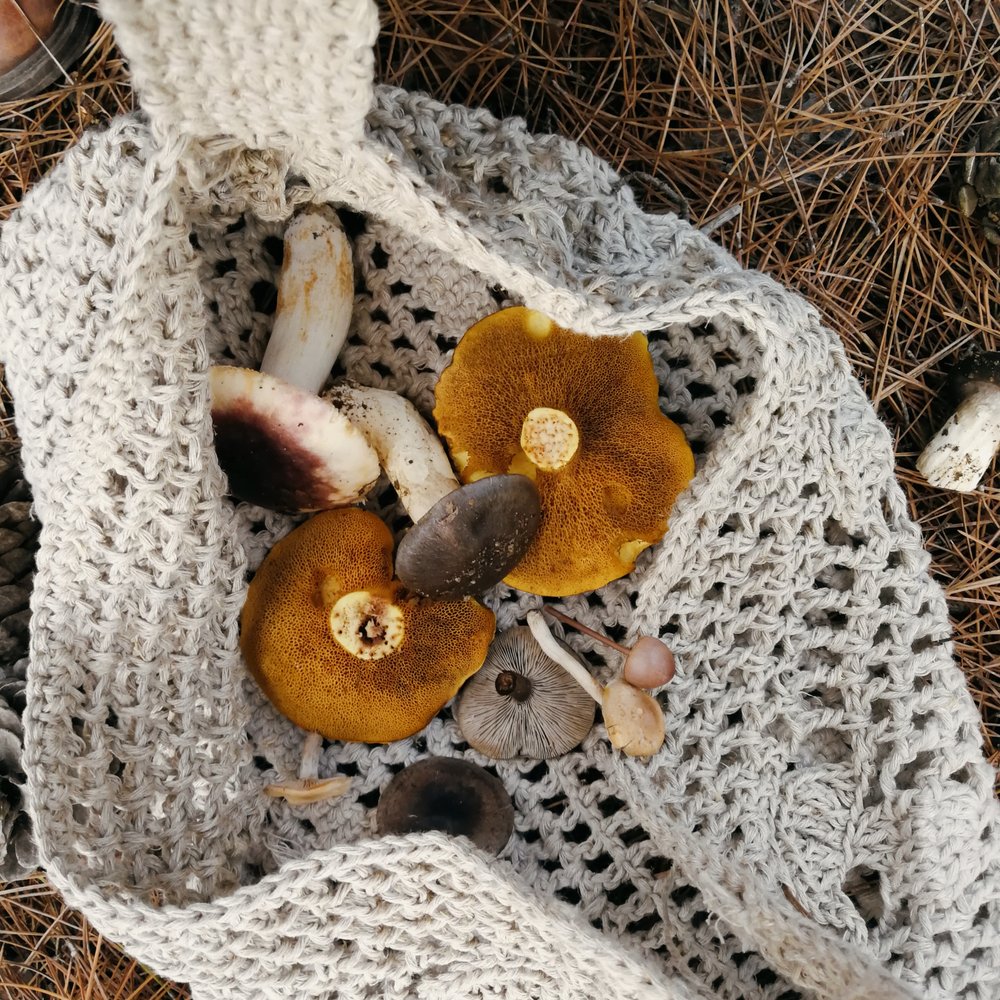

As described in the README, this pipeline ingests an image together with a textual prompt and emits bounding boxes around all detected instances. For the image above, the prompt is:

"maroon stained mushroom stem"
[542,606,676,690]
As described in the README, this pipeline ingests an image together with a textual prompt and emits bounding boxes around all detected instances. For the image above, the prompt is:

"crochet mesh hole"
[844,865,885,926]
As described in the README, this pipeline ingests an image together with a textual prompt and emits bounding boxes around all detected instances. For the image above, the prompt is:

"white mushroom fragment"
[916,352,1000,493]
[526,610,666,757]
[210,205,380,512]
[455,626,596,759]
[327,383,541,599]
[263,731,351,805]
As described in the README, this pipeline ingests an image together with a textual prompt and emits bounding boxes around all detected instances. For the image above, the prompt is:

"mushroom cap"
[240,508,496,743]
[623,636,676,690]
[433,307,695,596]
[455,625,596,758]
[602,678,665,757]
[395,474,542,600]
[210,366,380,513]
[951,351,1000,393]
[375,756,514,855]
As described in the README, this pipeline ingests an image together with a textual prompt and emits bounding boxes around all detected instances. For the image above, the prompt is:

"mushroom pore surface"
[434,306,694,596]
[240,508,495,743]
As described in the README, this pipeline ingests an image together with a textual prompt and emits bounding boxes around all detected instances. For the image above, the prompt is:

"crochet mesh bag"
[1,2,998,998]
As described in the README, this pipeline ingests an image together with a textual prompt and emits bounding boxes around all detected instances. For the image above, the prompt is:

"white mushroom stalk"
[260,204,355,393]
[326,383,461,521]
[916,380,1000,492]
[526,610,604,703]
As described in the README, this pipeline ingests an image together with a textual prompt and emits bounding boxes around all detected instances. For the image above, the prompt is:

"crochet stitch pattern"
[0,2,997,998]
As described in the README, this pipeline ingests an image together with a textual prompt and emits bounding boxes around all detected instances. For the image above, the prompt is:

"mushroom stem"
[264,731,351,805]
[543,606,676,689]
[326,383,460,521]
[526,610,604,704]
[543,606,630,655]
[259,205,354,394]
[916,382,1000,492]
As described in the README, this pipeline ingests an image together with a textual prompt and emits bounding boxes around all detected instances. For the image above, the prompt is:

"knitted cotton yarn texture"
[0,2,998,998]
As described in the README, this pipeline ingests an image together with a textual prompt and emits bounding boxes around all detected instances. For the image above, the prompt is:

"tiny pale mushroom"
[327,383,541,599]
[210,205,379,512]
[455,626,596,759]
[433,306,695,596]
[240,508,496,805]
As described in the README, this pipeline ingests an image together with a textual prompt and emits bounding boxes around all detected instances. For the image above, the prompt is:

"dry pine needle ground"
[1,1,999,997]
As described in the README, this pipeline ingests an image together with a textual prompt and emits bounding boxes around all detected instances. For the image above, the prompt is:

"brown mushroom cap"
[395,474,542,600]
[455,626,595,758]
[375,756,514,855]
[240,508,496,743]
[433,306,695,596]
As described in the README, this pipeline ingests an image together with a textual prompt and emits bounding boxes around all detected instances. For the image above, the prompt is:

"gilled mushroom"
[526,610,665,758]
[210,205,380,512]
[240,507,496,762]
[327,383,541,599]
[916,351,1000,493]
[375,756,515,856]
[455,626,596,758]
[433,306,695,596]
[543,607,676,690]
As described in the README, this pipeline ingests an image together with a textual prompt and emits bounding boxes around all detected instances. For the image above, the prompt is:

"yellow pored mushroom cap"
[240,508,496,743]
[433,307,695,597]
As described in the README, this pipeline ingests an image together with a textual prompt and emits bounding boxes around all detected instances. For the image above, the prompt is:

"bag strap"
[98,0,379,162]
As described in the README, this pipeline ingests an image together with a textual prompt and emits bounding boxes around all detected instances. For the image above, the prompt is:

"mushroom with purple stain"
[210,205,380,512]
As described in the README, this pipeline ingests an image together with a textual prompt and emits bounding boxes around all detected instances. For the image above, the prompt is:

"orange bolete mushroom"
[433,307,695,597]
[241,507,496,746]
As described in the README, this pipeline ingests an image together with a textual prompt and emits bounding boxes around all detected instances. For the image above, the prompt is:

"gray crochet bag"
[0,2,997,998]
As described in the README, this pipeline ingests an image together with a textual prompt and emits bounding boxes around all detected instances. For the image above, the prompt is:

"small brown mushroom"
[526,610,666,757]
[263,731,350,805]
[375,756,514,855]
[543,606,675,690]
[455,626,596,758]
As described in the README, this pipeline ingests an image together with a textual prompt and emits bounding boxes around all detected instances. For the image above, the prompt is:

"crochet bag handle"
[101,0,379,168]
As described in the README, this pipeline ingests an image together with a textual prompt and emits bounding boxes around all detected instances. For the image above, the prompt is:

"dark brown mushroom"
[375,756,514,855]
[328,384,541,599]
[395,475,542,600]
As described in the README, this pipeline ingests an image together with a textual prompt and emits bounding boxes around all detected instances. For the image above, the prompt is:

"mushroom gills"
[455,626,596,759]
